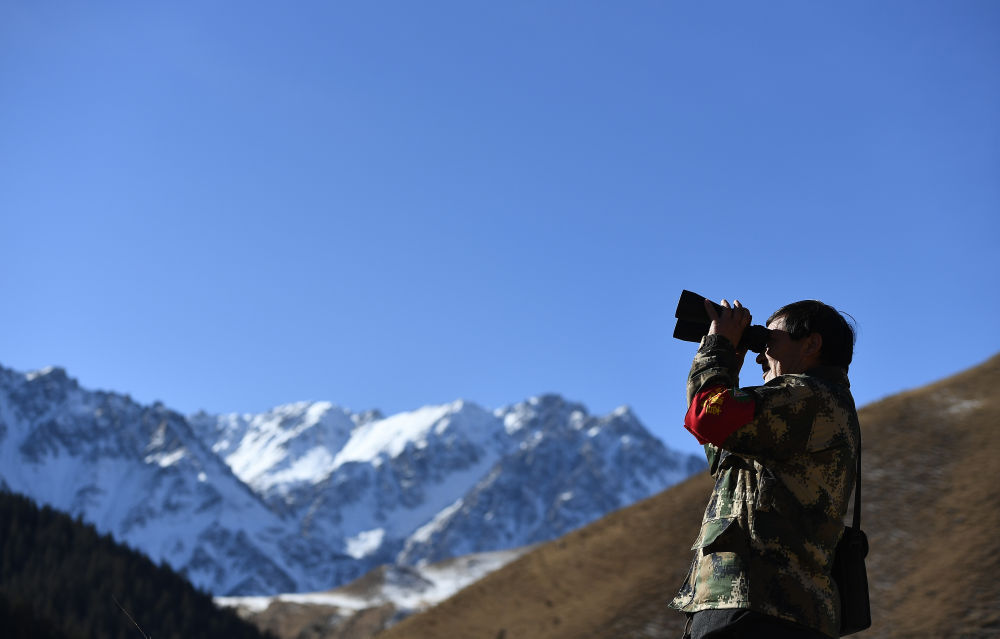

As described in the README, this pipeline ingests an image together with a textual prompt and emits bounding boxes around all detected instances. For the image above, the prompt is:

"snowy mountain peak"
[352,408,384,427]
[0,361,705,596]
[188,400,356,497]
[25,365,71,383]
[331,400,497,470]
[612,404,635,419]
[499,393,589,433]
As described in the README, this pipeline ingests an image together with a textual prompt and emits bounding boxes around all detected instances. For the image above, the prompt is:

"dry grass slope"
[378,353,1000,639]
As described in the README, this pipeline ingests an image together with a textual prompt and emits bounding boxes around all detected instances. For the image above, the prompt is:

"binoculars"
[672,290,770,353]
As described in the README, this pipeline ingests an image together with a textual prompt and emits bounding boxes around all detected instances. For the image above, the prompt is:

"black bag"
[832,443,872,635]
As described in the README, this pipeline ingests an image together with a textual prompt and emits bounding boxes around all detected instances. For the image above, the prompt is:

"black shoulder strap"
[850,440,862,530]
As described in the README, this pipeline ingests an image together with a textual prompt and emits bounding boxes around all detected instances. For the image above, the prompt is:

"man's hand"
[706,298,751,371]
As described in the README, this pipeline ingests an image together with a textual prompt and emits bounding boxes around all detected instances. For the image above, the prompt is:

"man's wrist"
[696,334,741,382]
[701,333,737,351]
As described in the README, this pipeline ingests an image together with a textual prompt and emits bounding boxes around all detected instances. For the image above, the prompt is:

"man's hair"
[767,300,856,371]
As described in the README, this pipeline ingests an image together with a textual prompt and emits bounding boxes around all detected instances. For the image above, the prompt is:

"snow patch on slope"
[332,402,457,467]
[216,546,530,616]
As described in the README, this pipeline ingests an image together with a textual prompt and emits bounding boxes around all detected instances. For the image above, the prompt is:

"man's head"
[754,300,856,382]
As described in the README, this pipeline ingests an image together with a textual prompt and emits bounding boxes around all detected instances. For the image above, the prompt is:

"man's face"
[754,315,814,382]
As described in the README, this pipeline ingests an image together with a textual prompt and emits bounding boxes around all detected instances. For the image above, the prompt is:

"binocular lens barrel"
[672,290,769,353]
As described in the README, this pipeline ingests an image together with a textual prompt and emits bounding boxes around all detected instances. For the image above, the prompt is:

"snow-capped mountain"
[0,365,305,595]
[0,363,705,596]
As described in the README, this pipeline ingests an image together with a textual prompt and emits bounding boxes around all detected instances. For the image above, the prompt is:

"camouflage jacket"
[668,335,860,638]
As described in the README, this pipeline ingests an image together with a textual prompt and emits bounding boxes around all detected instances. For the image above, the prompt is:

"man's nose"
[755,352,766,365]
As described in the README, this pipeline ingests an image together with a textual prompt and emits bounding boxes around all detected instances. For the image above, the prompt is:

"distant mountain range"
[0,363,704,596]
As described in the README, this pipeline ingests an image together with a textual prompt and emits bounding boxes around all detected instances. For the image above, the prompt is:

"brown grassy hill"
[378,353,1000,639]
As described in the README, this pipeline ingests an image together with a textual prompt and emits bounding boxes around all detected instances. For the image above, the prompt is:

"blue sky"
[2,1,998,456]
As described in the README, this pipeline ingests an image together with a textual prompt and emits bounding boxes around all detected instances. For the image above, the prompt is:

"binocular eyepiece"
[673,290,769,353]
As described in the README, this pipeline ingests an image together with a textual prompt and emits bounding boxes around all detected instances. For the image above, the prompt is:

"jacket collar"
[805,365,851,388]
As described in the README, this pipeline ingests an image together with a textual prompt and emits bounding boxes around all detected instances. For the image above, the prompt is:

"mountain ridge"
[0,361,704,596]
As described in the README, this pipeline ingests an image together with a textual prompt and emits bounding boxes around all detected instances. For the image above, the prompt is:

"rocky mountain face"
[0,363,704,596]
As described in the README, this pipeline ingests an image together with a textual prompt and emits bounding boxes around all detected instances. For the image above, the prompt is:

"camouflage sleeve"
[685,334,822,461]
[684,335,755,455]
[722,378,823,460]
[686,334,740,406]
[704,443,721,475]
[685,384,756,447]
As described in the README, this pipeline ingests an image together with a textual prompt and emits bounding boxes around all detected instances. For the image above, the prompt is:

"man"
[669,297,860,639]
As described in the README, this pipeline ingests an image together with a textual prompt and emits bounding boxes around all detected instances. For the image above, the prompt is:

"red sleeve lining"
[684,385,755,447]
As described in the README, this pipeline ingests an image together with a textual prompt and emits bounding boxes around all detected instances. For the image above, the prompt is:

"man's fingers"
[705,296,750,348]
[733,299,751,325]
[708,297,751,325]
[704,298,719,321]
